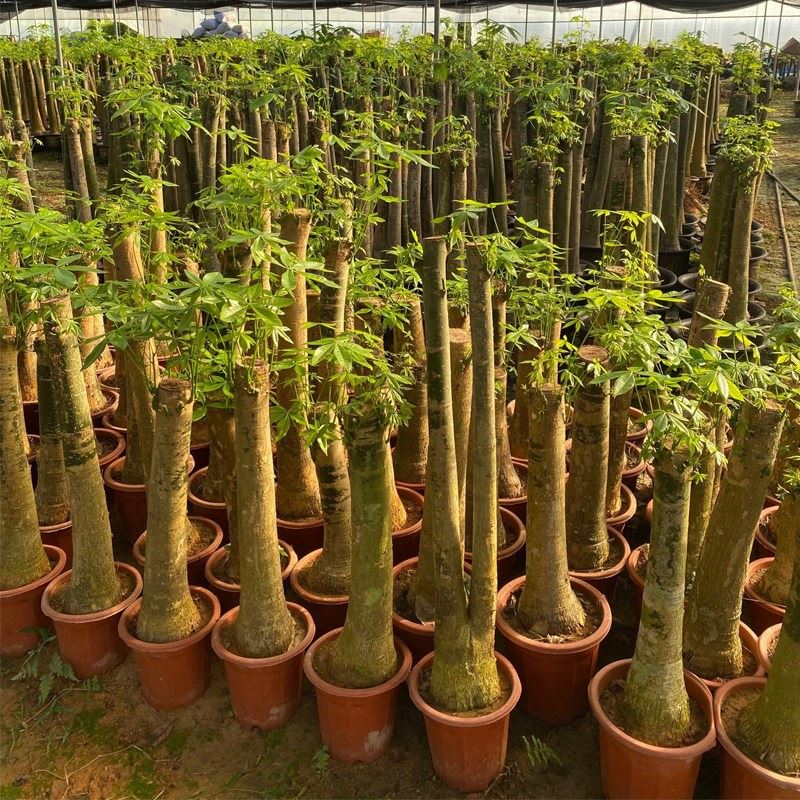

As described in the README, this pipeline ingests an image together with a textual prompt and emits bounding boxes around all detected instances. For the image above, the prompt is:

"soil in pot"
[289,549,348,638]
[206,541,296,614]
[212,603,314,730]
[89,388,119,426]
[391,487,424,565]
[496,576,611,724]
[714,678,800,798]
[0,545,67,657]
[187,466,228,534]
[189,418,211,471]
[589,659,716,800]
[303,628,412,764]
[606,483,637,533]
[119,586,220,711]
[688,623,764,692]
[41,562,143,679]
[499,461,528,523]
[753,505,779,559]
[408,650,522,793]
[743,558,786,635]
[464,507,526,587]
[94,427,125,472]
[756,624,781,674]
[569,526,631,601]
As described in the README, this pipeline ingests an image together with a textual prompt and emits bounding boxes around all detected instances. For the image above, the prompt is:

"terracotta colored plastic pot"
[41,562,143,679]
[187,466,228,535]
[408,650,522,792]
[395,478,425,496]
[103,457,147,546]
[189,439,210,471]
[94,427,126,472]
[464,507,526,587]
[626,407,651,445]
[206,541,297,614]
[100,411,126,437]
[132,517,223,588]
[391,557,434,662]
[756,623,781,674]
[690,622,765,693]
[714,677,800,799]
[743,558,785,634]
[276,514,324,559]
[89,388,119,426]
[119,586,220,711]
[589,659,716,800]
[569,526,631,602]
[606,483,637,534]
[303,628,412,764]
[0,546,66,657]
[289,549,348,638]
[645,498,654,526]
[495,575,611,724]
[98,365,117,391]
[499,461,528,524]
[40,520,73,568]
[621,444,646,491]
[752,505,779,560]
[212,603,314,730]
[391,486,425,565]
[627,544,647,627]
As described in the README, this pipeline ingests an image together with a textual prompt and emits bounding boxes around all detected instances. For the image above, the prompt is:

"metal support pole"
[524,3,529,42]
[622,2,628,40]
[312,0,317,34]
[434,0,441,43]
[772,1,785,83]
[50,0,63,69]
[636,1,642,44]
[759,0,768,48]
[551,0,557,48]
[598,0,604,39]
[134,0,140,33]
[361,4,365,34]
[248,5,253,37]
[14,0,22,39]
[111,0,119,38]
[422,1,427,35]
[270,1,275,31]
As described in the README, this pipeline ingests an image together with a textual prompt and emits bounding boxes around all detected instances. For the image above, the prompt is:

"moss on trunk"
[0,327,49,590]
[42,297,119,614]
[232,363,294,658]
[621,449,692,746]
[517,384,585,636]
[684,401,785,679]
[566,346,611,571]
[136,379,202,644]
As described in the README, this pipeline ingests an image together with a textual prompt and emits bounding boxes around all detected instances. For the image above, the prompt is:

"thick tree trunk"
[755,493,798,606]
[606,388,634,518]
[136,379,202,644]
[723,177,758,326]
[684,401,784,679]
[42,297,119,614]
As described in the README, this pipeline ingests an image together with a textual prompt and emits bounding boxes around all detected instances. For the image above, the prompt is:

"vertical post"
[434,0,441,43]
[422,1,427,35]
[772,0,785,83]
[248,5,253,37]
[270,0,275,31]
[598,0,604,39]
[134,0,140,33]
[636,1,642,44]
[524,3,529,42]
[111,0,119,38]
[78,8,83,31]
[649,5,654,41]
[623,1,628,40]
[551,0,558,49]
[312,0,317,34]
[361,3,365,34]
[50,0,64,69]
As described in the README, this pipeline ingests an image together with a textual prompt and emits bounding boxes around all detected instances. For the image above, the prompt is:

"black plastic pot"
[677,272,761,297]
[658,239,694,277]
[749,246,767,281]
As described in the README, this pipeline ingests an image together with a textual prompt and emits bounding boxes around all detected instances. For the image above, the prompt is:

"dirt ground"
[2,92,798,800]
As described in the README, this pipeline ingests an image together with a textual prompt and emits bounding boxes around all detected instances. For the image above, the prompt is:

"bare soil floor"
[2,92,797,800]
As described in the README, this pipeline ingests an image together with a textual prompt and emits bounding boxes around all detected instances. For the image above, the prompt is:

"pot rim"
[94,426,126,466]
[104,455,194,493]
[276,513,324,531]
[606,484,637,526]
[756,623,781,674]
[303,627,412,698]
[41,561,143,624]
[133,516,224,569]
[392,557,435,636]
[569,526,631,582]
[713,676,800,789]
[289,549,349,605]
[495,575,612,655]
[754,506,779,555]
[622,443,646,477]
[407,650,522,729]
[589,658,716,757]
[211,601,315,667]
[0,545,67,600]
[393,486,425,538]
[626,407,652,443]
[100,412,126,435]
[39,518,73,535]
[743,557,786,617]
[118,585,220,653]
[464,507,526,561]
[93,387,119,417]
[626,544,647,591]
[187,466,226,510]
[395,478,426,493]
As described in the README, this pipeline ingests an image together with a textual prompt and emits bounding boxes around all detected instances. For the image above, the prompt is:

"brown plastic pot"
[0,546,66,657]
[289,549,348,638]
[212,603,315,730]
[606,483,637,534]
[206,541,297,614]
[756,623,781,674]
[743,558,785,634]
[408,650,522,792]
[752,505,779,560]
[303,628,412,764]
[627,544,647,627]
[464,507,526,587]
[714,677,800,799]
[495,575,611,724]
[395,478,425,496]
[690,622,765,693]
[499,461,528,524]
[626,407,651,445]
[621,444,646,491]
[569,526,631,602]
[41,562,143,679]
[187,466,228,535]
[100,411,126,437]
[40,520,73,568]
[189,439,210,471]
[103,456,147,547]
[98,365,117,391]
[89,388,119,426]
[119,586,220,711]
[132,516,223,588]
[391,486,425,565]
[391,557,434,663]
[589,659,716,800]
[276,514,324,559]
[94,427,126,473]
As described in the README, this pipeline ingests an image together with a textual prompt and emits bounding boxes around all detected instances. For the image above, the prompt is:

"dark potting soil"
[311,634,402,690]
[418,663,514,719]
[599,679,708,748]
[95,432,118,460]
[501,586,603,644]
[219,604,306,658]
[394,495,423,532]
[48,564,138,615]
[758,512,776,548]
[627,416,646,437]
[193,473,224,504]
[625,449,642,469]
